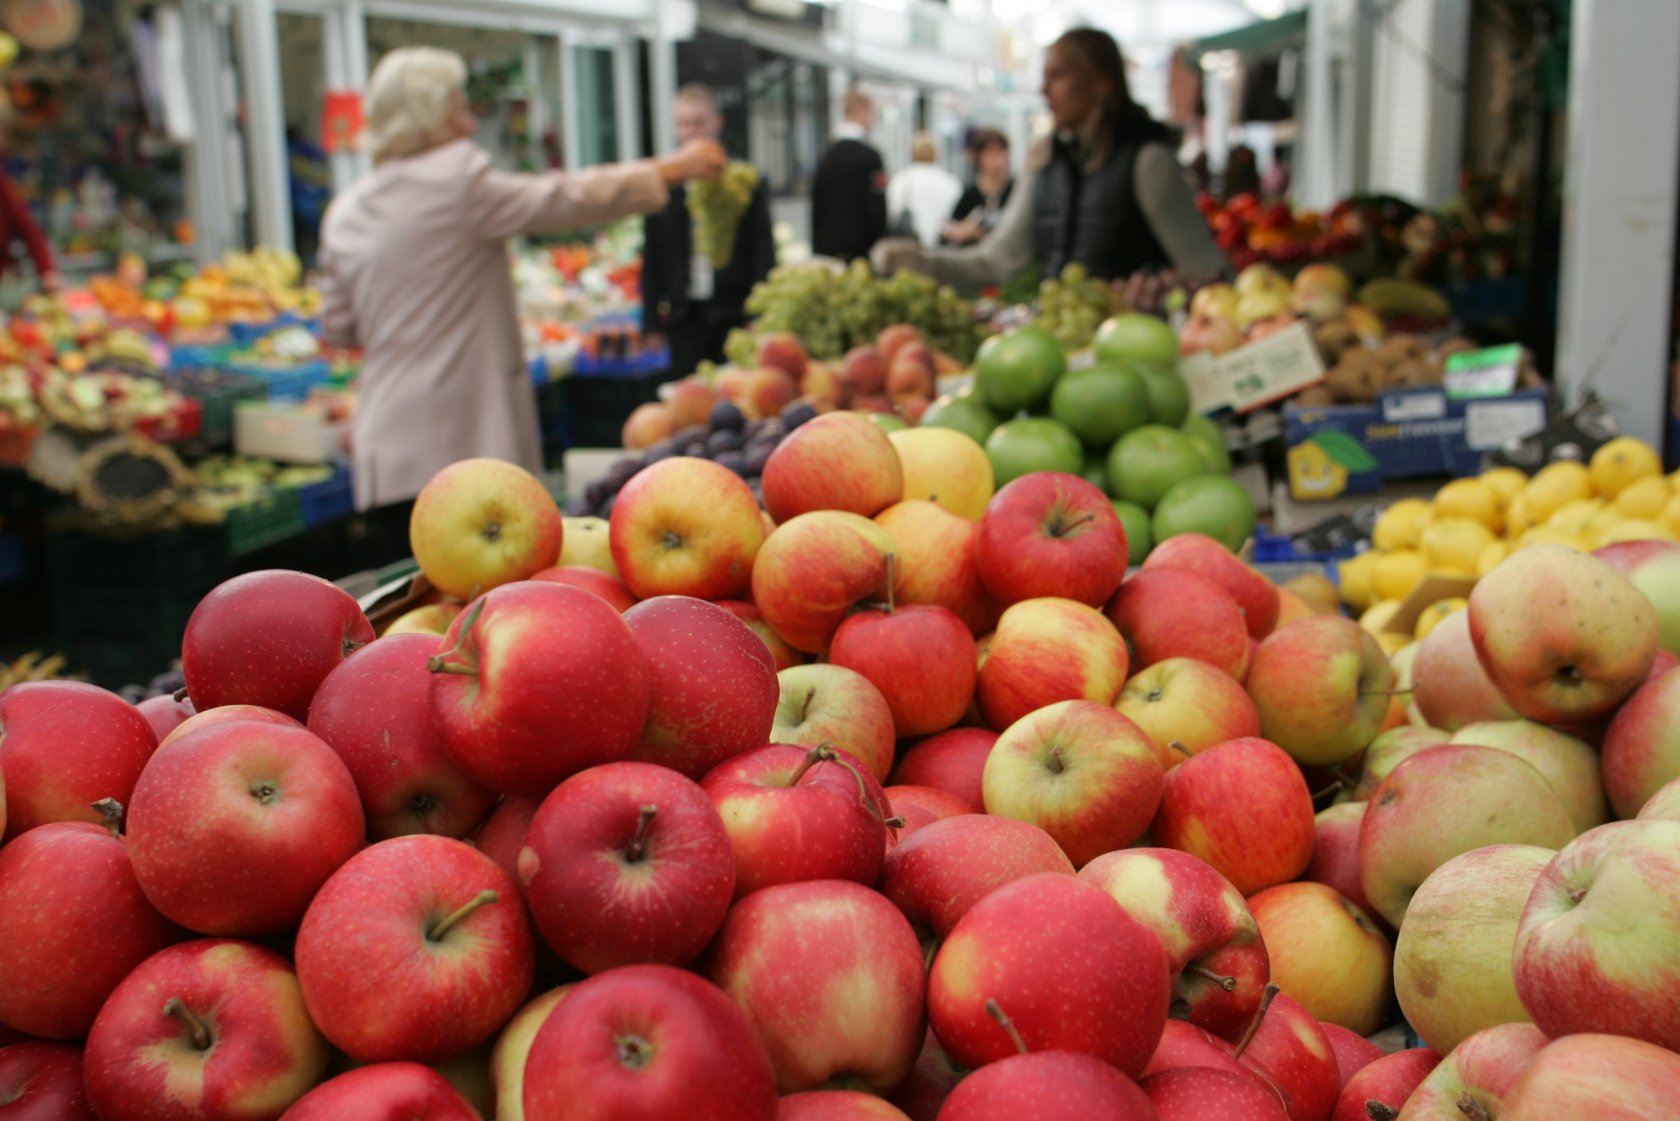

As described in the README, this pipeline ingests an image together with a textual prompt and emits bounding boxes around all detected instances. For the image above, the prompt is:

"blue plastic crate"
[1251,529,1359,566]
[572,349,670,377]
[169,343,234,371]
[225,359,333,401]
[298,467,355,527]
[227,314,323,348]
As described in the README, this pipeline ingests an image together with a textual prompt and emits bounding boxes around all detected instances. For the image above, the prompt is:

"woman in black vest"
[874,27,1225,290]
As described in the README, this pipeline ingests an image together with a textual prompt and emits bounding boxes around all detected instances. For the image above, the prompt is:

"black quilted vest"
[1033,126,1173,280]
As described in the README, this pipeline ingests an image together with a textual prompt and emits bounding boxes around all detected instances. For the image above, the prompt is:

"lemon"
[1522,461,1594,523]
[1433,478,1504,532]
[1420,517,1496,574]
[1504,494,1533,539]
[1373,498,1434,552]
[1519,526,1587,552]
[1479,467,1528,504]
[1372,549,1429,601]
[1600,518,1679,545]
[1545,497,1605,534]
[1662,492,1680,538]
[1360,599,1404,635]
[1337,551,1381,612]
[1614,475,1672,521]
[1589,436,1662,499]
[1477,539,1510,576]
[1580,509,1625,549]
[1414,597,1468,642]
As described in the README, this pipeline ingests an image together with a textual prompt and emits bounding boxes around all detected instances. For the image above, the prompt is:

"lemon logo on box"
[1288,431,1379,499]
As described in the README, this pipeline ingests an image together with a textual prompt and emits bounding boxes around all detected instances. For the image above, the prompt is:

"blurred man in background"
[811,88,887,263]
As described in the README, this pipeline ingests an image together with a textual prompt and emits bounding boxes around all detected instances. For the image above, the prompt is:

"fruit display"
[1031,263,1123,350]
[726,261,984,367]
[7,444,1680,1120]
[1197,192,1367,271]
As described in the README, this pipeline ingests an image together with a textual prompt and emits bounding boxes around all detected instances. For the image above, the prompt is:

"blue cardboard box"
[1284,387,1549,500]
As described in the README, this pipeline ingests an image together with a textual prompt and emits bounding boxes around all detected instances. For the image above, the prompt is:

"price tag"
[1444,344,1522,399]
[1216,322,1327,413]
[1178,350,1228,413]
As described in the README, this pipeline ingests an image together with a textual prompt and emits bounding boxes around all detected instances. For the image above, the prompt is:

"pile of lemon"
[1339,436,1674,648]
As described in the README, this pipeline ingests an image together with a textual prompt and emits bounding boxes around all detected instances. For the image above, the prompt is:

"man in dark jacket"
[642,84,776,378]
[810,88,887,263]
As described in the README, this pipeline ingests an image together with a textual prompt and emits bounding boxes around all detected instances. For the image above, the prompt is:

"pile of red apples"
[3,415,1680,1121]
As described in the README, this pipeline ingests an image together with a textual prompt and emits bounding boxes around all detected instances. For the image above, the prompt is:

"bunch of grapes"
[1115,268,1223,318]
[1033,263,1120,350]
[687,162,760,270]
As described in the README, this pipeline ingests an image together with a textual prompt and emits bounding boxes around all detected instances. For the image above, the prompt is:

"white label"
[1383,392,1448,421]
[689,254,715,301]
[1178,350,1227,413]
[1465,398,1547,451]
[1215,322,1327,413]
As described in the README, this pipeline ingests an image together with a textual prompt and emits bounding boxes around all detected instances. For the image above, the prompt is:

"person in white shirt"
[886,133,964,249]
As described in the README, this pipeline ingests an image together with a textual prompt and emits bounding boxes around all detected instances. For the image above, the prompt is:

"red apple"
[1145,533,1280,639]
[472,795,540,886]
[758,332,809,380]
[830,603,977,737]
[762,412,903,524]
[886,356,935,403]
[888,1029,966,1121]
[1109,568,1254,680]
[982,700,1162,867]
[0,1042,94,1120]
[717,600,805,671]
[1511,819,1680,1051]
[1449,718,1607,834]
[280,1063,482,1120]
[126,721,363,936]
[1642,774,1680,820]
[877,325,923,365]
[889,728,997,812]
[609,458,765,600]
[928,873,1170,1077]
[0,819,181,1040]
[976,597,1128,731]
[770,664,897,782]
[623,596,778,778]
[295,835,534,1063]
[1602,666,1680,820]
[1238,990,1340,1121]
[880,814,1074,939]
[1319,1024,1384,1086]
[882,784,972,834]
[1143,1067,1289,1121]
[307,633,497,840]
[702,744,890,896]
[745,368,798,417]
[0,681,156,841]
[1303,802,1378,921]
[1398,1022,1546,1119]
[1143,1020,1251,1080]
[519,761,734,974]
[977,472,1127,608]
[844,346,888,396]
[1152,737,1315,897]
[159,704,300,748]
[874,501,999,636]
[408,458,563,601]
[1349,725,1450,801]
[1247,883,1391,1036]
[83,939,328,1121]
[935,1051,1157,1121]
[1410,610,1520,732]
[708,880,925,1093]
[523,964,776,1121]
[750,511,902,654]
[664,377,718,429]
[622,401,677,449]
[777,1090,913,1120]
[1246,616,1395,767]
[1468,543,1658,724]
[1117,657,1263,769]
[135,694,195,743]
[1500,1033,1680,1120]
[1079,847,1270,1041]
[1329,1048,1436,1121]
[429,582,649,797]
[528,565,637,612]
[181,570,376,720]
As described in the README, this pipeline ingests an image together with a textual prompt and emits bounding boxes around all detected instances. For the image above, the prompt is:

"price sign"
[1216,322,1327,414]
[1444,344,1522,399]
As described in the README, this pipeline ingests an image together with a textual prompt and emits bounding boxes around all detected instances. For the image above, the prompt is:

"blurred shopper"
[943,127,1013,245]
[886,132,963,248]
[0,98,56,292]
[874,27,1224,288]
[318,46,723,542]
[811,88,887,262]
[641,84,775,377]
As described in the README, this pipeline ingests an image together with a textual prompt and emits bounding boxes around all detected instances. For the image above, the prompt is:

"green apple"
[1049,365,1150,449]
[985,417,1084,486]
[869,413,908,434]
[1111,500,1151,566]
[921,393,1000,445]
[1152,476,1257,552]
[1181,413,1231,474]
[1107,425,1207,510]
[975,325,1067,414]
[1140,367,1192,426]
[1094,313,1179,367]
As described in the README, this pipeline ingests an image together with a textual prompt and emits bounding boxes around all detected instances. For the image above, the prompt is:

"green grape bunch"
[687,162,760,270]
[735,261,984,363]
[1032,263,1120,349]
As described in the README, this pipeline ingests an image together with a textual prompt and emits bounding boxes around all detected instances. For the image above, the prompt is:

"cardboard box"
[1283,387,1548,501]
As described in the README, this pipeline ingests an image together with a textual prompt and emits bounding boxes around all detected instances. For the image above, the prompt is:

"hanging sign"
[321,90,364,155]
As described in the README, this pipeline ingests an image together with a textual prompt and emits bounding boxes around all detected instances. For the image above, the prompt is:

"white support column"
[341,0,373,180]
[180,0,234,262]
[524,38,547,150]
[648,0,681,157]
[614,37,641,160]
[236,0,295,252]
[1555,0,1680,448]
[320,9,356,194]
[557,34,583,171]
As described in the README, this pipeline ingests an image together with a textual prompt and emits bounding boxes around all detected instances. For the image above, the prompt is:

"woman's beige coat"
[319,138,668,509]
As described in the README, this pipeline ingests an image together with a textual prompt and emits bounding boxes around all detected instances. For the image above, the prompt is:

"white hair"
[364,47,468,162]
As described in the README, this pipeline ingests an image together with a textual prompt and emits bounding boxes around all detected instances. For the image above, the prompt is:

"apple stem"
[1190,964,1238,992]
[615,1033,653,1070]
[1167,741,1193,760]
[427,890,498,942]
[624,804,659,862]
[1050,510,1096,538]
[1231,983,1280,1059]
[163,998,212,1051]
[427,598,487,677]
[985,998,1029,1055]
[885,815,906,830]
[799,687,816,726]
[1366,1103,1399,1121]
[1310,777,1345,801]
[171,686,189,704]
[786,745,831,788]
[1567,885,1588,905]
[1455,1093,1491,1121]
[91,798,125,837]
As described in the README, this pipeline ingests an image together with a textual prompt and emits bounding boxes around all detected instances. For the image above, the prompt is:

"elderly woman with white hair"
[319,46,724,531]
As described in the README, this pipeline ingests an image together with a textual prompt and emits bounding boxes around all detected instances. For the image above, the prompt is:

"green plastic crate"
[225,488,306,556]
